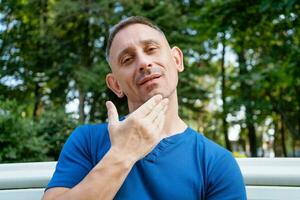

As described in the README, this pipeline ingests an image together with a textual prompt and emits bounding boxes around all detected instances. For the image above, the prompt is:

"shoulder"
[67,123,109,144]
[70,123,108,137]
[62,123,110,159]
[47,123,111,189]
[187,128,239,176]
[187,128,246,199]
[187,128,232,157]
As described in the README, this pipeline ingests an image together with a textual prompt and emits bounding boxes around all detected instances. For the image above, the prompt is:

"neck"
[161,90,187,137]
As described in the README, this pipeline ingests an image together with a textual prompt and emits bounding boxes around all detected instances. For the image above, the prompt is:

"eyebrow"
[117,39,160,64]
[141,39,160,47]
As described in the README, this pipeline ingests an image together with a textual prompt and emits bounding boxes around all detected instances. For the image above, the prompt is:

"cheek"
[171,71,179,82]
[160,52,177,71]
[164,69,178,86]
[117,70,136,89]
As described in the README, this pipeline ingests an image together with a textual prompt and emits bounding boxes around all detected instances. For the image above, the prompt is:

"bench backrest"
[0,158,300,200]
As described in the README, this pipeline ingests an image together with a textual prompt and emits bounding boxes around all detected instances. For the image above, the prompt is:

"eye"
[121,56,134,65]
[146,46,158,53]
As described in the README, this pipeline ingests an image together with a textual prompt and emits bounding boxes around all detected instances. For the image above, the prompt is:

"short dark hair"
[105,16,165,62]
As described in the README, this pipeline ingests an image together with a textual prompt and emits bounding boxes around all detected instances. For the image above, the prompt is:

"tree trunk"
[78,0,92,123]
[79,89,86,123]
[280,111,287,157]
[247,120,257,157]
[33,0,48,118]
[220,34,231,151]
[297,86,300,157]
[267,89,298,156]
[292,138,296,157]
[89,97,96,122]
[237,47,257,157]
[274,119,280,156]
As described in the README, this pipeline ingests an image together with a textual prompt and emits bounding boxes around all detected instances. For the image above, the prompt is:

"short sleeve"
[46,125,93,189]
[206,150,247,200]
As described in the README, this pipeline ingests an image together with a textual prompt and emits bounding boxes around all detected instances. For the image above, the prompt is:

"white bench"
[0,158,300,200]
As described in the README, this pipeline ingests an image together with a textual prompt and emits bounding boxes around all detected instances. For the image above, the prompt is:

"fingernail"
[163,98,169,104]
[155,94,163,100]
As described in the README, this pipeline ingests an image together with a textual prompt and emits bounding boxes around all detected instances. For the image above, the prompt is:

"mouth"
[138,74,162,85]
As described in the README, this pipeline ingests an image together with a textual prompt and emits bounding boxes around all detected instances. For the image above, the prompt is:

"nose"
[137,54,152,74]
[139,63,152,74]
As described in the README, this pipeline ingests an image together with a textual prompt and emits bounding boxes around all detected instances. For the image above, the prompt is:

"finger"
[146,98,168,122]
[106,101,119,126]
[134,94,163,117]
[153,111,166,135]
[152,104,167,125]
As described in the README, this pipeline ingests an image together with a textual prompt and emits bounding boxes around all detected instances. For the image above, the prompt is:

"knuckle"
[127,116,135,124]
[129,117,142,128]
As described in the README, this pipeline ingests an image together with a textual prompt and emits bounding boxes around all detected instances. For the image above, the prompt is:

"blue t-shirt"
[47,124,246,199]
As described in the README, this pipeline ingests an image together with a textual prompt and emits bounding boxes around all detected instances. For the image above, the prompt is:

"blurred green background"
[1,0,299,162]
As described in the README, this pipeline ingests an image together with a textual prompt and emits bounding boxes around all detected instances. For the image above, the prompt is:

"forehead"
[109,24,167,63]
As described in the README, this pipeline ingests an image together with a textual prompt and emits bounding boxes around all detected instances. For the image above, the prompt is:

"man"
[43,16,246,200]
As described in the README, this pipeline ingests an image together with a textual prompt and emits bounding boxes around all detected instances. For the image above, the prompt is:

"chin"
[143,91,165,101]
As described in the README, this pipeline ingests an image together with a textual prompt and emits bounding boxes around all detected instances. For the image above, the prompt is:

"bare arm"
[43,148,134,200]
[43,95,168,200]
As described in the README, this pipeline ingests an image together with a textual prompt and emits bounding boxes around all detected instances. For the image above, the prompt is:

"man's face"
[107,23,184,107]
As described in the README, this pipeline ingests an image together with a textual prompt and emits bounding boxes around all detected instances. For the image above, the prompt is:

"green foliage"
[0,97,77,162]
[1,0,300,160]
[0,98,44,162]
[36,108,78,160]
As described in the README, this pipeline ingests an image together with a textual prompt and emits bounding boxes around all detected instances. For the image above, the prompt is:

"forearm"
[47,149,134,200]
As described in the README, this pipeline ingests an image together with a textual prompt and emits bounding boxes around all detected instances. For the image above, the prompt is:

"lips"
[138,73,161,85]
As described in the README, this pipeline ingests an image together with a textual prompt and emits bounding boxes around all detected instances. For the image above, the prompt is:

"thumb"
[106,101,119,127]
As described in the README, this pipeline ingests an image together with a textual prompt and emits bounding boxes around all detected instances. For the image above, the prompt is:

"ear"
[171,46,184,72]
[106,73,124,98]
